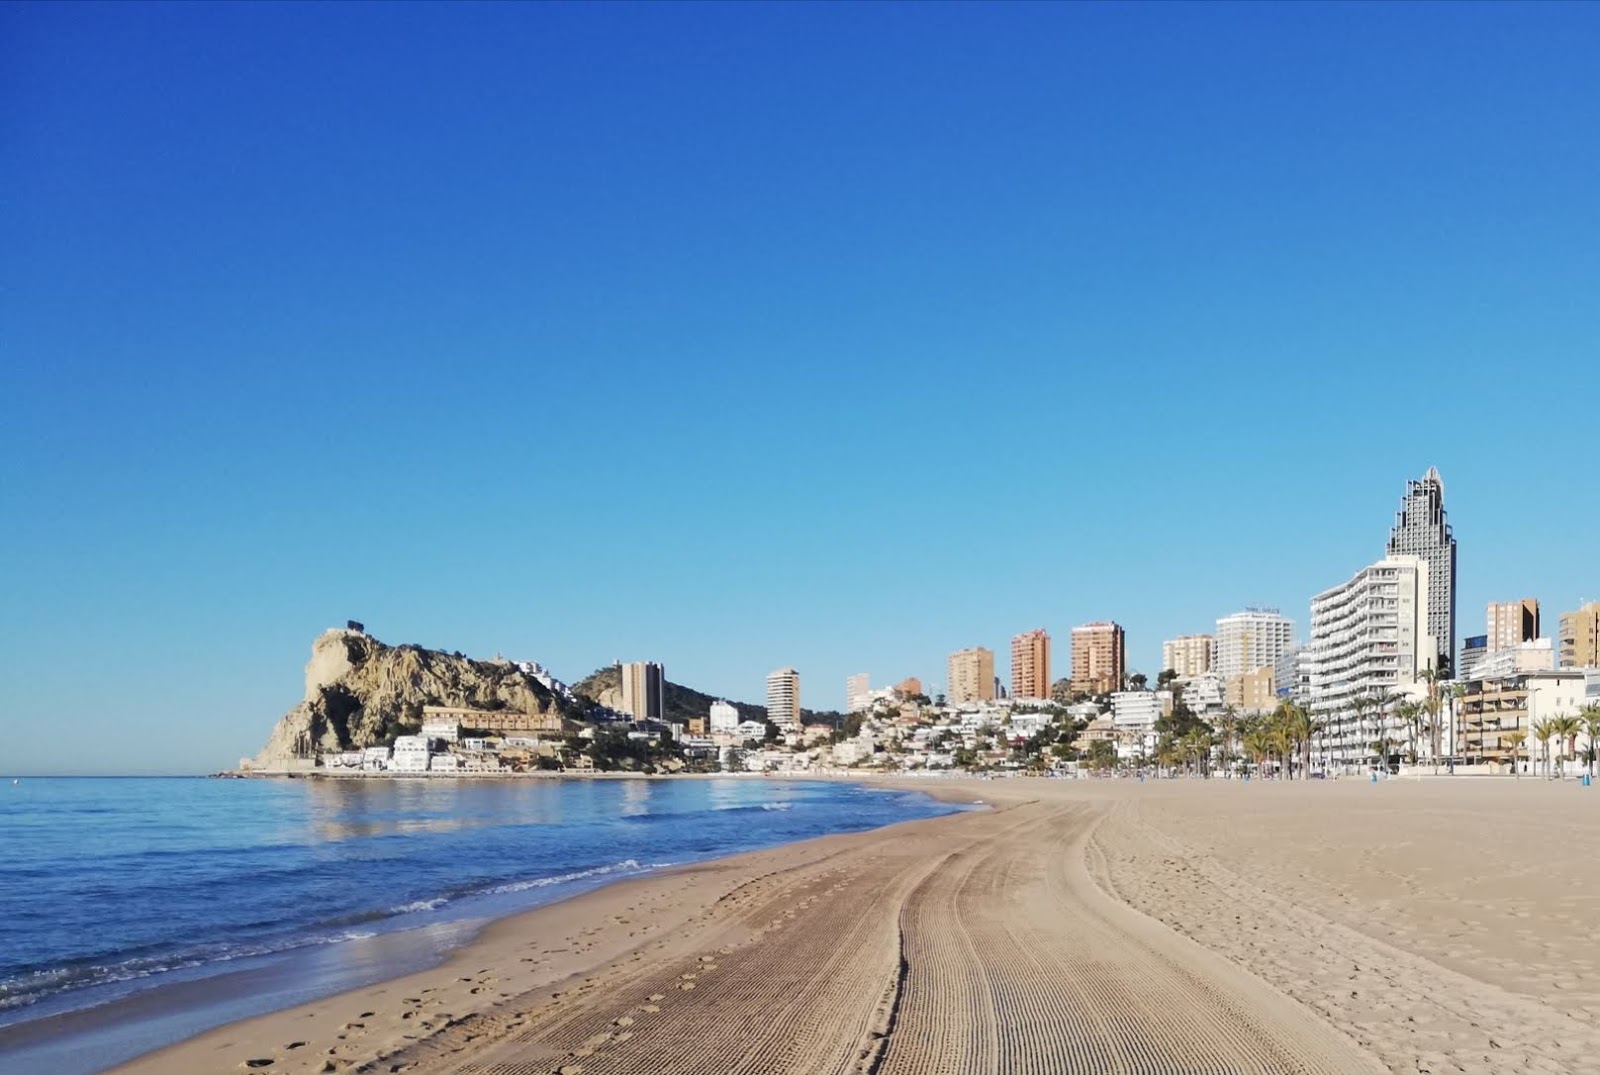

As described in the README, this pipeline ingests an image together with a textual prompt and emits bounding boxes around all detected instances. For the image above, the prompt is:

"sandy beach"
[109,776,1600,1075]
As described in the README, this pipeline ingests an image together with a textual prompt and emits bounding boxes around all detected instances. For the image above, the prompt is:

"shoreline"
[36,776,1600,1075]
[0,777,976,1075]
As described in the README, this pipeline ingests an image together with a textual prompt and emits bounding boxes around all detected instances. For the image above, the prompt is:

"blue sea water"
[0,776,959,1073]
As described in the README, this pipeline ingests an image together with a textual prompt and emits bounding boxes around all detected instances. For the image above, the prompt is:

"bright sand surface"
[111,776,1600,1075]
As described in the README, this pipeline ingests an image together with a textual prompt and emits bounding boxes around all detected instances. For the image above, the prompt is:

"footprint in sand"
[243,1061,274,1070]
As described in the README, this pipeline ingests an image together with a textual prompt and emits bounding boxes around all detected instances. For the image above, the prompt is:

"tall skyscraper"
[1069,622,1126,695]
[1386,467,1457,673]
[845,673,871,714]
[1162,634,1214,678]
[1009,629,1051,700]
[947,647,996,703]
[1214,609,1294,683]
[1487,599,1540,653]
[619,661,665,722]
[765,667,801,730]
[1559,602,1600,668]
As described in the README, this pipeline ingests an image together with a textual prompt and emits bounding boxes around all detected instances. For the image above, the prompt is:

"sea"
[0,775,962,1075]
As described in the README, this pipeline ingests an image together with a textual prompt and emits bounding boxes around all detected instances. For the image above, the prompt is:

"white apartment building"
[708,699,740,734]
[390,735,432,773]
[420,719,460,743]
[1214,608,1294,684]
[1274,645,1309,703]
[766,667,801,730]
[1308,555,1437,771]
[1162,635,1214,678]
[1110,691,1162,760]
[846,673,871,714]
[1179,672,1225,717]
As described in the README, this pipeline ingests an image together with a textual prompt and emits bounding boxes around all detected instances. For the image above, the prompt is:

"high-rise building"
[1308,555,1437,769]
[1386,467,1457,673]
[619,661,665,722]
[893,676,924,699]
[1009,629,1051,700]
[947,647,996,703]
[765,667,801,730]
[1162,634,1214,678]
[1070,622,1126,695]
[1214,609,1294,684]
[1487,599,1540,653]
[1559,602,1600,668]
[845,673,871,714]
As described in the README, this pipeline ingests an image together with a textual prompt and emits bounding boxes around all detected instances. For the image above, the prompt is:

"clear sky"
[4,2,1598,775]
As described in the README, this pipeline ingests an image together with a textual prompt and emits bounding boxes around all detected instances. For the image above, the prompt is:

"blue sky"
[4,3,1597,774]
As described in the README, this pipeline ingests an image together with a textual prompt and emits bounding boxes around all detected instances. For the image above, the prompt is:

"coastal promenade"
[119,777,1600,1075]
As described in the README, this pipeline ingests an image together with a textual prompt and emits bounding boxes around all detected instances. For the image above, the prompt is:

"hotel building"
[948,647,996,704]
[766,667,801,731]
[1307,555,1437,770]
[1070,622,1126,694]
[1385,467,1457,673]
[619,661,665,722]
[1214,609,1293,684]
[1161,634,1213,678]
[1009,629,1052,700]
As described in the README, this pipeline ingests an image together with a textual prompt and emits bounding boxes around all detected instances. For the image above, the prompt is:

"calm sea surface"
[0,775,961,1074]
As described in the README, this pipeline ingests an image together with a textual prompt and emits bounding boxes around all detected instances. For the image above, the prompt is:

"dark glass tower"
[1386,467,1457,673]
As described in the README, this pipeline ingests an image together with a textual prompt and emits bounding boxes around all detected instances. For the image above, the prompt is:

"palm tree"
[1532,719,1556,779]
[1503,728,1527,779]
[1394,701,1421,768]
[1547,715,1582,779]
[1242,723,1272,778]
[1216,706,1240,778]
[1421,696,1444,773]
[1274,700,1316,781]
[1583,705,1600,778]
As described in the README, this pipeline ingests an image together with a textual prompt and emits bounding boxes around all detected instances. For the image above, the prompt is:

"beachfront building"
[1559,602,1600,668]
[1010,629,1051,700]
[390,735,431,773]
[1162,634,1213,678]
[708,699,740,734]
[1110,691,1161,761]
[620,661,665,722]
[1307,554,1437,772]
[1214,609,1293,685]
[1385,467,1457,673]
[1178,672,1226,720]
[766,667,802,731]
[846,673,871,714]
[947,646,996,703]
[1455,669,1596,772]
[1070,621,1126,695]
[1488,599,1541,652]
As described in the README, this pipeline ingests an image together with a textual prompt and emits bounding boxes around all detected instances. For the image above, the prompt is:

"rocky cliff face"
[252,629,579,767]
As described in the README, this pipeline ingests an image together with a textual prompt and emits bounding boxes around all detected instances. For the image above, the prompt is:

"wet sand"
[111,776,1600,1075]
